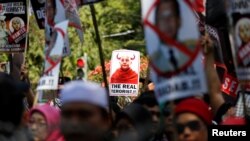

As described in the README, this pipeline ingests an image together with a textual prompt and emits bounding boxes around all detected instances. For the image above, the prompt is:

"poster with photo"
[142,0,207,103]
[30,0,45,29]
[109,50,140,96]
[37,20,68,90]
[0,0,28,53]
[45,0,71,57]
[229,0,250,81]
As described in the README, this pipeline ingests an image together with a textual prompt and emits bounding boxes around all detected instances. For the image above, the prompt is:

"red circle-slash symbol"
[144,0,201,78]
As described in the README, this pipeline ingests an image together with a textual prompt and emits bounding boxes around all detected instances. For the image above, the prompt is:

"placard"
[0,0,28,53]
[142,0,207,103]
[37,20,68,90]
[229,0,250,81]
[109,50,140,96]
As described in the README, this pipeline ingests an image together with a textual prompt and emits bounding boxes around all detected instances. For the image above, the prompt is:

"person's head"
[236,18,250,45]
[117,54,135,71]
[28,104,63,141]
[11,17,22,31]
[134,91,161,134]
[0,72,27,137]
[174,98,212,141]
[115,103,153,141]
[60,81,110,140]
[155,0,181,39]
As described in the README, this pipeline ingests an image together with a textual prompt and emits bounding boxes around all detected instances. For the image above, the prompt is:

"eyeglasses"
[176,120,201,134]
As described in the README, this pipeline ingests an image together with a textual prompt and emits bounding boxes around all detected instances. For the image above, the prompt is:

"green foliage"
[27,0,145,85]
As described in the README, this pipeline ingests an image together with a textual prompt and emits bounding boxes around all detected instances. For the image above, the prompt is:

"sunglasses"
[176,120,201,134]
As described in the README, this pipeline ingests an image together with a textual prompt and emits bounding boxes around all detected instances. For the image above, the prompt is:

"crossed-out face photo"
[148,0,199,77]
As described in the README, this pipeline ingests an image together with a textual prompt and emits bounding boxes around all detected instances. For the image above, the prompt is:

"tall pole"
[90,4,113,120]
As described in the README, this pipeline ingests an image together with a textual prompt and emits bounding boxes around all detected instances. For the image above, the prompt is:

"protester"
[134,91,170,141]
[114,103,153,141]
[174,97,213,141]
[60,81,111,141]
[29,104,64,141]
[110,54,138,84]
[0,72,33,141]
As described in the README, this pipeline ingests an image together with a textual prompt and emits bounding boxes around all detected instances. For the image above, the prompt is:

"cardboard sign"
[30,0,45,29]
[0,0,28,53]
[229,0,250,81]
[142,0,207,103]
[109,50,140,96]
[37,20,68,90]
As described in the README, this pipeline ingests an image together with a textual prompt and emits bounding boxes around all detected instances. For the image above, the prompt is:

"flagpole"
[89,4,113,121]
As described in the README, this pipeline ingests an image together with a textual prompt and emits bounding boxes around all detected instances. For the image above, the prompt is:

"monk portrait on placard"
[110,54,138,84]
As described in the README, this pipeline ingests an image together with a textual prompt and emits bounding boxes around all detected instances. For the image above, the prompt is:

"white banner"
[142,0,207,103]
[37,20,68,90]
[109,50,140,96]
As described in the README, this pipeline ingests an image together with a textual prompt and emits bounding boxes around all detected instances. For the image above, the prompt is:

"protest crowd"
[0,0,250,141]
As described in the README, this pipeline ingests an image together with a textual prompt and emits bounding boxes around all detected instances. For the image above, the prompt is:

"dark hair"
[155,0,180,25]
[134,91,158,107]
[0,73,24,130]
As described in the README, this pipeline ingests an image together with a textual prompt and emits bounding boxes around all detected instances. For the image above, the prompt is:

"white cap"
[60,81,108,110]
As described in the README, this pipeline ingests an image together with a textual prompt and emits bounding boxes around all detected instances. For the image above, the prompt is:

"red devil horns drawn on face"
[130,54,135,60]
[116,53,135,60]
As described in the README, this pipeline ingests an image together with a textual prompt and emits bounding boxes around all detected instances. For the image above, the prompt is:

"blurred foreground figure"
[134,91,172,141]
[0,72,32,141]
[60,81,111,141]
[29,104,64,141]
[114,103,153,141]
[174,98,212,141]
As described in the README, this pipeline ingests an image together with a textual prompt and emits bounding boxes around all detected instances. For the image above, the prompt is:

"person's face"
[115,117,138,140]
[143,105,161,133]
[239,23,250,44]
[61,102,109,130]
[119,56,131,71]
[12,19,21,31]
[176,113,208,141]
[157,1,180,39]
[28,112,48,141]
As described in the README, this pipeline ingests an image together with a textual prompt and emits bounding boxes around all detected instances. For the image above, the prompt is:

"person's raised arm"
[202,33,225,115]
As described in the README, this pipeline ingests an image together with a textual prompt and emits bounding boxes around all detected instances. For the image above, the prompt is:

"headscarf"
[30,104,64,141]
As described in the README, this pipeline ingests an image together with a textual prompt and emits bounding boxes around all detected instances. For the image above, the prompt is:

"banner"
[63,0,83,43]
[229,0,250,82]
[37,20,68,90]
[30,0,45,29]
[142,0,207,103]
[0,0,28,53]
[109,50,140,96]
